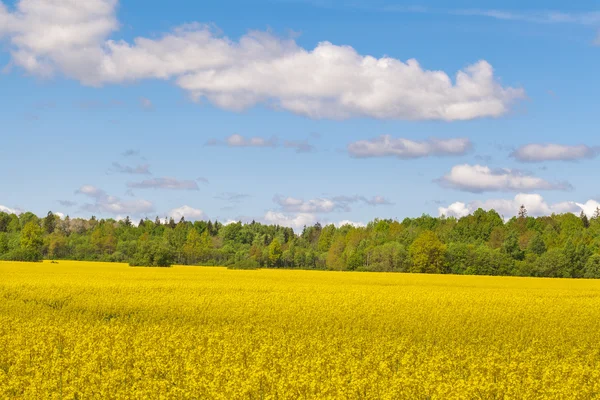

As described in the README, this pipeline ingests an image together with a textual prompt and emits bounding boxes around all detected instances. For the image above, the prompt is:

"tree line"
[1,206,600,278]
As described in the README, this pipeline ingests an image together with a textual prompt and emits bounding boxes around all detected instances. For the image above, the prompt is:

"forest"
[1,206,600,278]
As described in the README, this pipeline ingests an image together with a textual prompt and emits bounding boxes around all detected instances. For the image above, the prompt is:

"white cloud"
[274,196,337,213]
[263,211,317,231]
[168,205,206,221]
[511,144,599,162]
[127,177,199,190]
[225,134,277,148]
[438,202,470,218]
[438,193,599,219]
[336,220,366,228]
[0,205,20,214]
[0,1,524,120]
[76,185,106,198]
[1,0,119,78]
[274,194,393,213]
[76,185,154,215]
[439,164,571,192]
[348,136,472,158]
[576,200,600,218]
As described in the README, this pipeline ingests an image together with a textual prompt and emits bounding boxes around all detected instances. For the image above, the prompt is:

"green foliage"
[20,221,43,253]
[583,254,600,279]
[129,236,173,267]
[409,231,446,274]
[502,232,524,261]
[268,238,283,267]
[1,248,42,262]
[1,207,600,278]
[527,233,547,256]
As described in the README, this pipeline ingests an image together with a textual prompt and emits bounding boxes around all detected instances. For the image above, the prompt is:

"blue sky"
[1,0,599,229]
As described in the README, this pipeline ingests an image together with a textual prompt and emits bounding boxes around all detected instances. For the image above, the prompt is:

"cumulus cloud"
[127,177,199,190]
[168,205,206,221]
[348,136,472,158]
[511,144,599,162]
[263,211,318,231]
[336,220,366,228]
[576,200,600,217]
[439,193,599,219]
[439,164,572,192]
[274,196,338,213]
[111,162,151,175]
[0,205,20,214]
[0,0,524,120]
[76,185,154,215]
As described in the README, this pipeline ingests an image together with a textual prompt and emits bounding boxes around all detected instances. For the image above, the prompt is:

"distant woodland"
[2,206,600,278]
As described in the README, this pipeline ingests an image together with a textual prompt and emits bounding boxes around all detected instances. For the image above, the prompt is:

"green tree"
[268,238,283,267]
[502,231,524,261]
[583,254,600,279]
[527,233,547,256]
[183,229,202,264]
[43,211,57,234]
[326,236,346,270]
[534,249,569,278]
[580,211,590,229]
[47,232,68,259]
[20,221,43,252]
[409,231,446,274]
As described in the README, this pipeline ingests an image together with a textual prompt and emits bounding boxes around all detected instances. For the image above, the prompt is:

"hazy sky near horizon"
[1,0,599,229]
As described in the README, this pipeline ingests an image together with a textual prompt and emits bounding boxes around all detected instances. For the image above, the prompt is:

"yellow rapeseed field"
[1,261,600,399]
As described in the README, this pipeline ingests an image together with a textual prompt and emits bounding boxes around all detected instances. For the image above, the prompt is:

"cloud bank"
[274,194,392,213]
[439,193,600,219]
[511,144,599,162]
[348,136,472,158]
[168,205,206,221]
[439,164,572,192]
[76,185,154,215]
[0,0,524,120]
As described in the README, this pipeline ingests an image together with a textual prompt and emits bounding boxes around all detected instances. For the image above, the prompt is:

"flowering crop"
[1,260,600,399]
